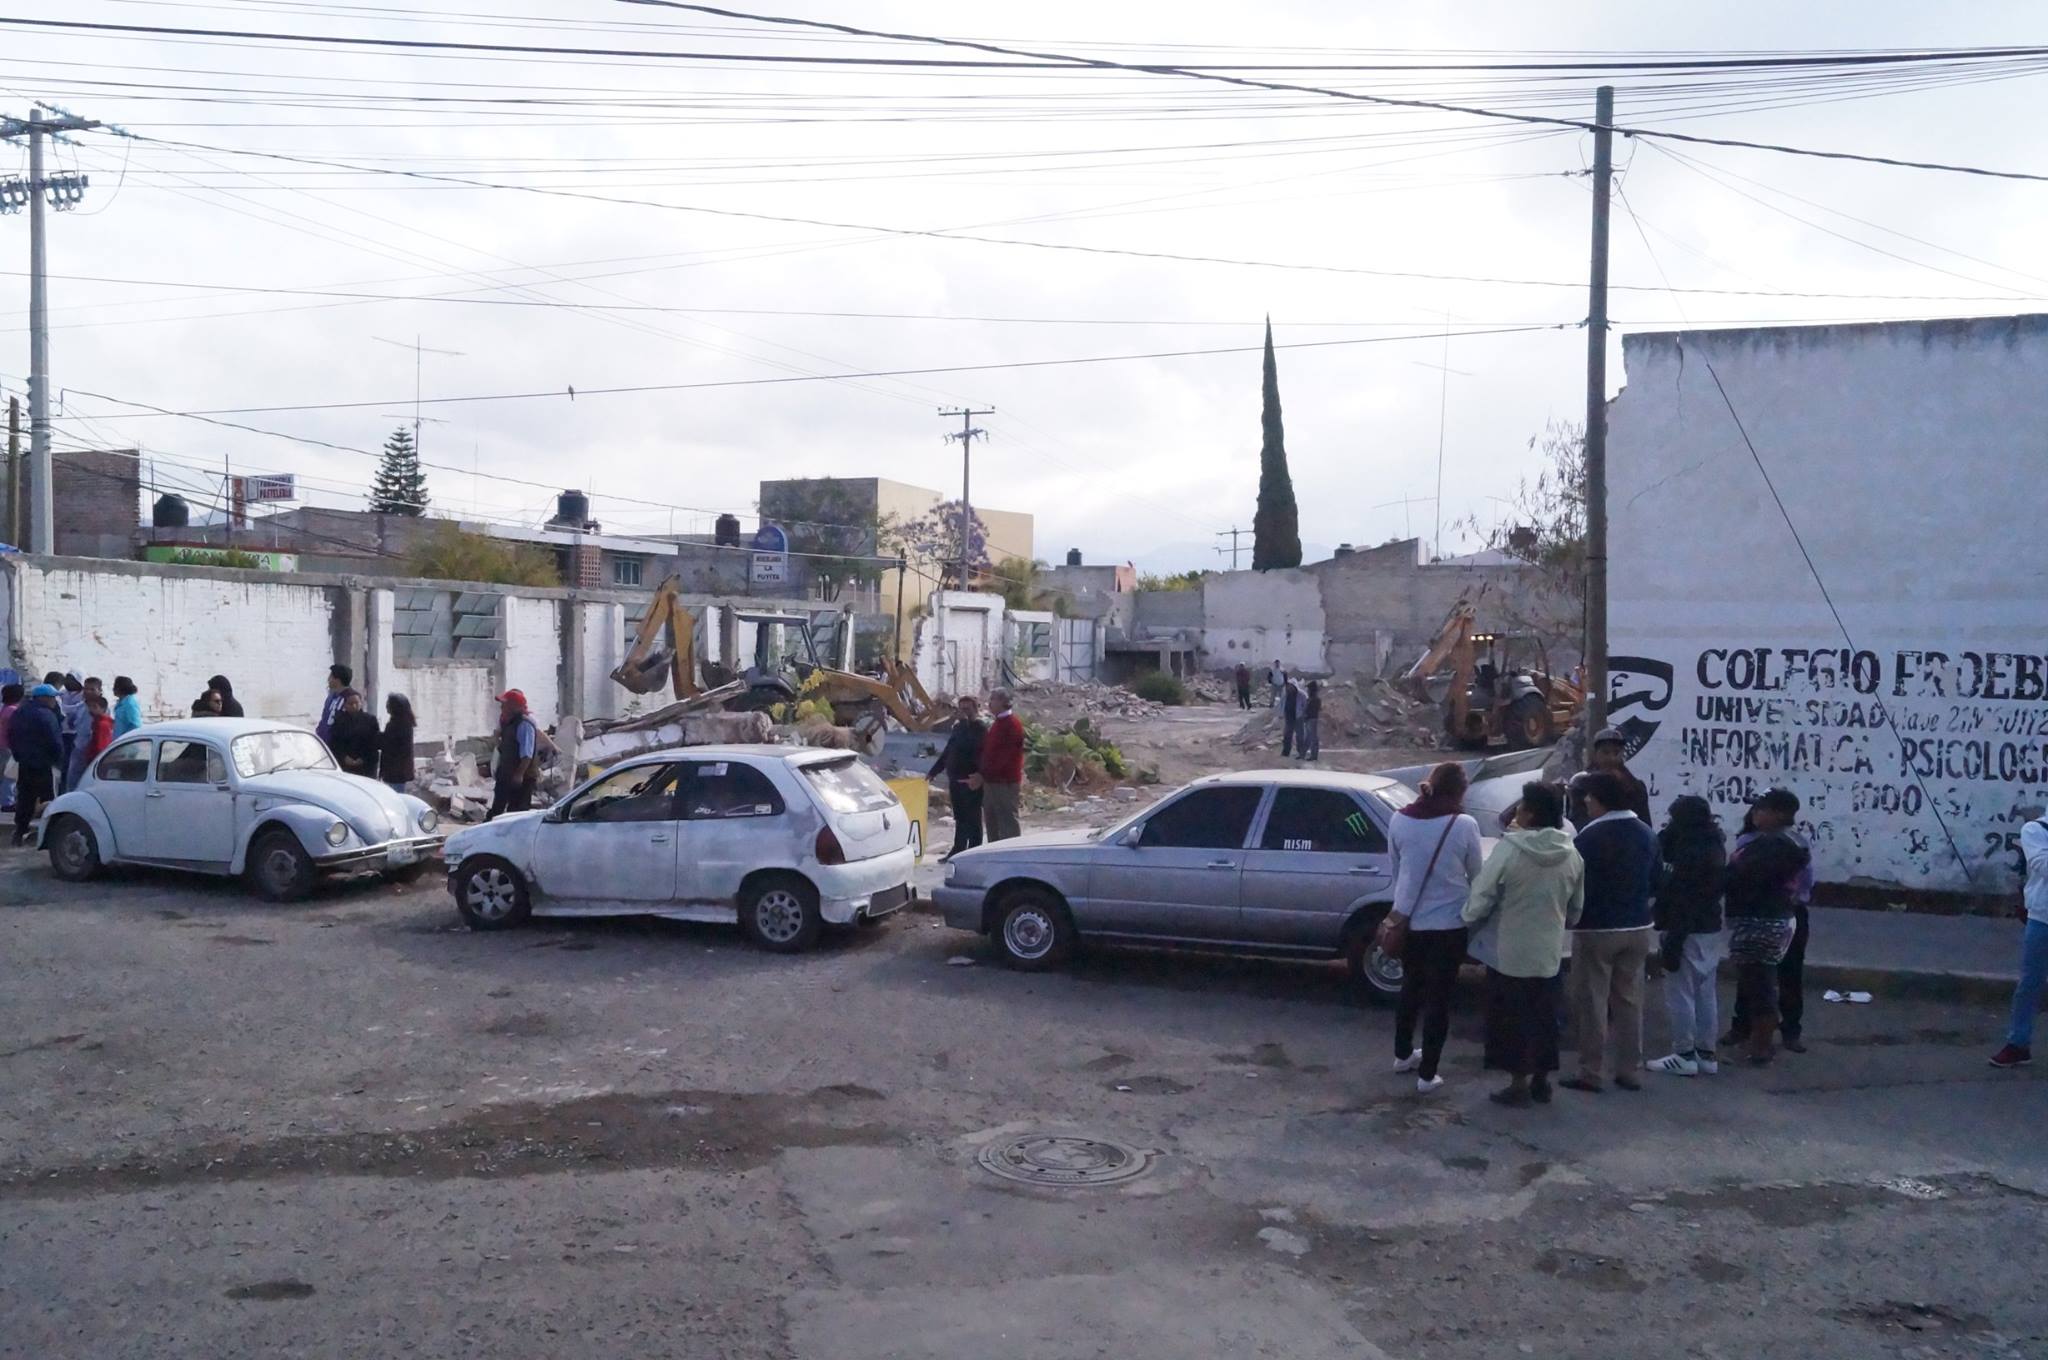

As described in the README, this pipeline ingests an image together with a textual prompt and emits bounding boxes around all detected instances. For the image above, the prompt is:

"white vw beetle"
[37,718,444,901]
[440,745,915,952]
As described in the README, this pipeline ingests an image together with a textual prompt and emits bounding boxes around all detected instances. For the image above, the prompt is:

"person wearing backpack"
[1990,811,2048,1069]
[1646,796,1729,1077]
[1383,762,1486,1093]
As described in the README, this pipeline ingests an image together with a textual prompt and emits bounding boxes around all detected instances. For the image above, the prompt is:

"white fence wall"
[1609,316,2048,894]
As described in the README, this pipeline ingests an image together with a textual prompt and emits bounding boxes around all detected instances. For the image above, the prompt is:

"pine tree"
[1251,318,1302,569]
[368,426,430,516]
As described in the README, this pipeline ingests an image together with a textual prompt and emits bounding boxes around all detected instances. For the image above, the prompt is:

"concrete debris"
[1016,681,1165,727]
[1232,678,1442,750]
[1112,786,1140,803]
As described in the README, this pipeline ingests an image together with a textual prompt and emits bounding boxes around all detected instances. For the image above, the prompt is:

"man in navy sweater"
[1562,771,1661,1093]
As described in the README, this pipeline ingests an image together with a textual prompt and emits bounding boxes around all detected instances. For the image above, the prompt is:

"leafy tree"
[368,426,430,516]
[407,521,558,586]
[1454,417,1587,641]
[989,556,1068,616]
[891,499,990,589]
[1136,569,1207,592]
[756,477,891,602]
[1251,319,1301,570]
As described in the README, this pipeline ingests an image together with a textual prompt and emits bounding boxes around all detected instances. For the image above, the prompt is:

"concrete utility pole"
[1582,85,1615,736]
[6,395,21,548]
[1214,526,1248,570]
[2,108,99,555]
[939,407,992,589]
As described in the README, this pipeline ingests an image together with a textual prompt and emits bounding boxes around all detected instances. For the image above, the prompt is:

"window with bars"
[392,589,502,664]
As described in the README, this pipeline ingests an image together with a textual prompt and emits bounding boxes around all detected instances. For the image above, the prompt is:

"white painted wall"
[2,559,340,726]
[1608,316,2048,893]
[911,591,1007,697]
[1200,569,1326,674]
[403,664,498,751]
[501,594,562,728]
[579,602,626,722]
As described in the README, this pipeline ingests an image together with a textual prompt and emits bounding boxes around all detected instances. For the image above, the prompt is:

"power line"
[61,323,1569,419]
[613,3,2048,184]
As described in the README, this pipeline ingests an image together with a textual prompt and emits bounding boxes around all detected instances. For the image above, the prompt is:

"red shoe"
[1988,1044,2032,1069]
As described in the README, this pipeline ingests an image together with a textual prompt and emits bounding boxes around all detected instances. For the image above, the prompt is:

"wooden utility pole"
[1214,526,1248,570]
[1583,85,1615,735]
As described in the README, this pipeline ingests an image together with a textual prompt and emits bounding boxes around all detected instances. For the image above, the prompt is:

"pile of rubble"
[1232,678,1443,750]
[1015,681,1166,728]
[416,745,576,824]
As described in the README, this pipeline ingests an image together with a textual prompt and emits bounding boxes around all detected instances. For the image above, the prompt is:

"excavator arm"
[1398,602,1475,698]
[610,575,701,701]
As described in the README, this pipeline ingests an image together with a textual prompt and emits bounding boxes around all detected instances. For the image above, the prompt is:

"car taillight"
[815,826,846,866]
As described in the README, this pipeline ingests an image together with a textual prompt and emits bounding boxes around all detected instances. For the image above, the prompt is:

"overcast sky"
[5,1,2046,570]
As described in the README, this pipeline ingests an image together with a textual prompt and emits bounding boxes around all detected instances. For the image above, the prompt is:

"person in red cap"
[488,689,539,820]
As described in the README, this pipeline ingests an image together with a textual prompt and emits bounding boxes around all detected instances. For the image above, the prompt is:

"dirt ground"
[4,835,2042,1359]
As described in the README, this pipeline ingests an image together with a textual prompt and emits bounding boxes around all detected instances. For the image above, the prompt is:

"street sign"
[750,522,789,585]
[240,474,296,502]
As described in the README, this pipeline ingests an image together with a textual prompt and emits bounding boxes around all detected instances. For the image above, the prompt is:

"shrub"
[1130,671,1187,706]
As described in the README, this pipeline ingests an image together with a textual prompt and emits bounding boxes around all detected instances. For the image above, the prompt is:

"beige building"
[757,476,1033,644]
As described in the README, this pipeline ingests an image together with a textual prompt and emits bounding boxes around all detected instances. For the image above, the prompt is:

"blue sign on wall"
[751,524,789,554]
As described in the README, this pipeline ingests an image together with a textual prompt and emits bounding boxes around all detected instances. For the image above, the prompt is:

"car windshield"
[1370,783,1419,815]
[800,756,897,814]
[231,730,338,778]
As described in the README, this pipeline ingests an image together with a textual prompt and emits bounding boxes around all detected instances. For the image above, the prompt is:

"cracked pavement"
[2,847,2042,1359]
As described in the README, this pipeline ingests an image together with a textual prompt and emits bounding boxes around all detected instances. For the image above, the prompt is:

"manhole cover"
[977,1133,1156,1188]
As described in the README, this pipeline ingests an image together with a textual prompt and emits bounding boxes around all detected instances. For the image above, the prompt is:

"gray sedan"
[935,769,1425,996]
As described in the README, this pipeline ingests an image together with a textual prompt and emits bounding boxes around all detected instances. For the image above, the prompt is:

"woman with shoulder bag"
[1384,762,1486,1093]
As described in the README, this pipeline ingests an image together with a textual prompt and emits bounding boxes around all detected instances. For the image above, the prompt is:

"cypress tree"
[368,426,430,516]
[1251,319,1301,569]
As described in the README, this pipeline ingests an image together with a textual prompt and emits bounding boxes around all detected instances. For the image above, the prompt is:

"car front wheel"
[47,815,103,882]
[739,874,822,953]
[992,888,1074,971]
[246,830,315,902]
[455,856,531,930]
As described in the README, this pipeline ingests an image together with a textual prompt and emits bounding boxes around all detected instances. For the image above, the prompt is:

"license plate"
[388,844,418,867]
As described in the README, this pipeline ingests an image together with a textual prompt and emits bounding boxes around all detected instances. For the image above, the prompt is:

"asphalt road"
[2,845,2041,1360]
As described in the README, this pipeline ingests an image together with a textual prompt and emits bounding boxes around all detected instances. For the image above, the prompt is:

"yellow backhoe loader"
[1399,601,1581,750]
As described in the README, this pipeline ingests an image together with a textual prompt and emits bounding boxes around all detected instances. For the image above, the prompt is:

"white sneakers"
[1394,1052,1421,1073]
[1416,1075,1444,1094]
[1646,1052,1720,1077]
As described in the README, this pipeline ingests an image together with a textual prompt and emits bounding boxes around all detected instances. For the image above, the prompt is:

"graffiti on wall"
[1615,644,2047,891]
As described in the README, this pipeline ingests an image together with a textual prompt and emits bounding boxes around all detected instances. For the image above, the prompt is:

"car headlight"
[417,808,438,833]
[325,820,349,847]
[944,860,959,883]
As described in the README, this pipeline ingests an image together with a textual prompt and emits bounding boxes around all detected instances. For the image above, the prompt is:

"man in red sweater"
[973,687,1027,842]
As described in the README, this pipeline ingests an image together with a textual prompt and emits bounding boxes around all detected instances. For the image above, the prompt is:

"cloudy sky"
[5,1,2046,570]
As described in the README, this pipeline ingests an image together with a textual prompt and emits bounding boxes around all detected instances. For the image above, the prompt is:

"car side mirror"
[1121,824,1145,847]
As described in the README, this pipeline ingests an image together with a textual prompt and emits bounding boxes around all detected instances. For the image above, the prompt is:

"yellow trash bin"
[886,776,930,865]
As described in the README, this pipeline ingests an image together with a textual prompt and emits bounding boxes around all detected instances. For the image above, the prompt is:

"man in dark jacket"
[206,674,247,718]
[1563,771,1660,1093]
[316,664,350,744]
[927,695,988,860]
[1568,727,1652,826]
[1647,796,1729,1076]
[487,689,539,821]
[9,684,65,846]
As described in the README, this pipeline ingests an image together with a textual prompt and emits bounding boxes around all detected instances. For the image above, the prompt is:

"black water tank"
[1065,548,1082,566]
[152,493,190,528]
[553,489,590,527]
[715,513,742,547]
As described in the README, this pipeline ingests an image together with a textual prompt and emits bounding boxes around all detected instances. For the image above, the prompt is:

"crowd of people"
[0,661,453,843]
[1379,728,1825,1106]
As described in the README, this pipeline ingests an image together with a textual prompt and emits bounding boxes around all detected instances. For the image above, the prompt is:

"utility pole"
[6,394,20,548]
[1214,526,1248,571]
[1,108,98,555]
[939,407,992,590]
[1582,85,1615,736]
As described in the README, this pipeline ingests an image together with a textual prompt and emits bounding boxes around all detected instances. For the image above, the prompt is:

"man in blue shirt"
[316,664,350,744]
[487,689,539,821]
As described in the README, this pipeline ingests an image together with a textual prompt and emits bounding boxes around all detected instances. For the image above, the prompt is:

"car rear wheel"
[455,855,530,930]
[993,888,1074,971]
[246,830,316,902]
[47,815,103,882]
[1346,914,1402,1006]
[739,874,822,953]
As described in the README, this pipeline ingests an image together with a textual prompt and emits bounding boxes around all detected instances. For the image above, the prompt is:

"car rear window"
[800,757,898,814]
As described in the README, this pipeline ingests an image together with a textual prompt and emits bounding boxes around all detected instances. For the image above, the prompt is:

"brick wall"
[0,446,140,556]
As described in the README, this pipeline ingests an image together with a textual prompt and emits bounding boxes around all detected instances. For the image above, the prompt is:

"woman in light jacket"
[1386,761,1486,1093]
[1463,781,1586,1108]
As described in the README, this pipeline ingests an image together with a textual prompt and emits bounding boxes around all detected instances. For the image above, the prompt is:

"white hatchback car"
[37,718,444,900]
[439,745,916,952]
